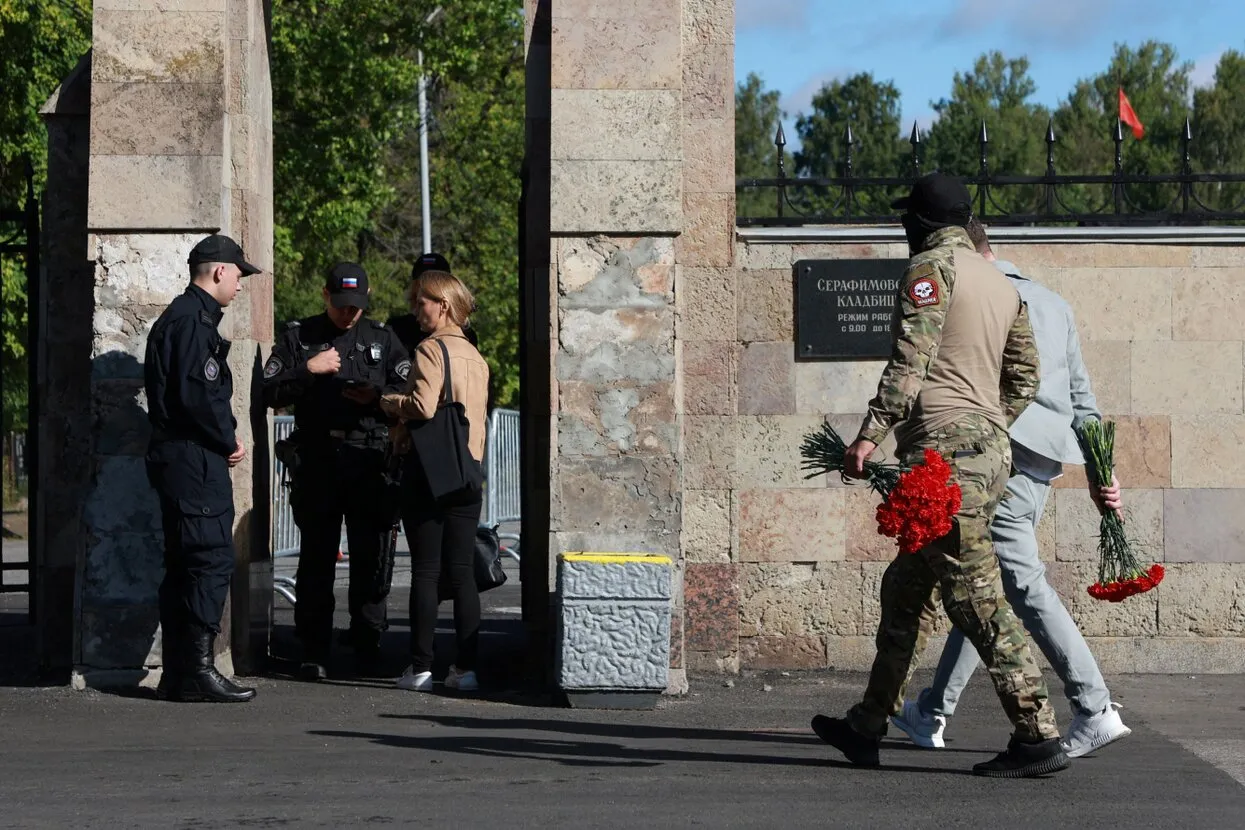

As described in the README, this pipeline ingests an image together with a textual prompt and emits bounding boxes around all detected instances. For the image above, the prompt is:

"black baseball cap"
[326,262,369,309]
[188,234,261,275]
[411,251,450,280]
[891,173,973,225]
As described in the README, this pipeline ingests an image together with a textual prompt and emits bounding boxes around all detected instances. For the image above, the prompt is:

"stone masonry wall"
[681,237,1245,674]
[37,55,94,676]
[533,0,736,693]
[74,0,272,680]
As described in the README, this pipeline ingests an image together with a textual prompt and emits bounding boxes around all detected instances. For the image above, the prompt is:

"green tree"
[369,33,525,407]
[923,52,1051,217]
[793,73,908,215]
[1192,48,1245,213]
[734,73,791,220]
[1053,41,1194,215]
[270,0,524,404]
[0,0,91,433]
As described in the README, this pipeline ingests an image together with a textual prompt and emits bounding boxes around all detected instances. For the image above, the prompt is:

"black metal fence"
[736,118,1245,227]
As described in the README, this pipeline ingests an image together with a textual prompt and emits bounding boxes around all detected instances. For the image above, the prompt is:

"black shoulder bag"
[404,338,484,503]
[439,522,508,601]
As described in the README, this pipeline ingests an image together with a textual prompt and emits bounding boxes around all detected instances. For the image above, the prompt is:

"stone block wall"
[527,0,736,693]
[69,0,273,681]
[679,236,1245,673]
[528,2,1241,678]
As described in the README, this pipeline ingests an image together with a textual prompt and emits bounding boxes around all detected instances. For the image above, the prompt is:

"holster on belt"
[274,431,303,475]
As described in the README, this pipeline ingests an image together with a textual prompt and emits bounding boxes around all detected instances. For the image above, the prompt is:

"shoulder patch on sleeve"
[263,355,284,378]
[204,356,220,381]
[395,359,412,381]
[907,277,940,307]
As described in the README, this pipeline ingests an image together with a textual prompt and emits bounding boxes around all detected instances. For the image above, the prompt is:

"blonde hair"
[411,270,475,328]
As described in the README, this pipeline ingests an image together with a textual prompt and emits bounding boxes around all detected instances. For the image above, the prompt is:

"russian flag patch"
[341,277,358,289]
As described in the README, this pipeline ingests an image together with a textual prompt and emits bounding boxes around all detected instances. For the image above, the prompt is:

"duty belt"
[307,428,387,445]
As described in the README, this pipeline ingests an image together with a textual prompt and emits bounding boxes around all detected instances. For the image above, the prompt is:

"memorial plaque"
[794,259,907,360]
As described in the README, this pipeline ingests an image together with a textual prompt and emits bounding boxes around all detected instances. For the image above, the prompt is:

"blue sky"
[736,0,1243,147]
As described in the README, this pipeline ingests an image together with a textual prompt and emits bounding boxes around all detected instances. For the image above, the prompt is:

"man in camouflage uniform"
[811,173,1068,778]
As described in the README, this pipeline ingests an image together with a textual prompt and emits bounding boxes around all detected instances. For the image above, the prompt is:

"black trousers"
[145,440,236,636]
[291,441,396,654]
[402,481,482,673]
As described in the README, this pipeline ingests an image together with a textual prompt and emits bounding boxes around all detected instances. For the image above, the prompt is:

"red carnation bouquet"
[1076,419,1164,602]
[875,449,963,553]
[801,425,962,554]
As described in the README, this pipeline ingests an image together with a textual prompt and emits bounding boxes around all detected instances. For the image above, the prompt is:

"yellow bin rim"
[558,552,673,565]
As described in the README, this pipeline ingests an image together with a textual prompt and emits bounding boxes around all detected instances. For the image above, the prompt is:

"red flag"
[1118,87,1145,140]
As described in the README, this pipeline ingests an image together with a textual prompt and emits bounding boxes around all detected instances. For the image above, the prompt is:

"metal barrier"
[273,415,299,557]
[484,408,521,525]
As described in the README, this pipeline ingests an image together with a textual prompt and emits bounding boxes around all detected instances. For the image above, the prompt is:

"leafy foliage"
[271,0,523,405]
[924,53,1051,215]
[1052,41,1196,214]
[1192,49,1245,213]
[734,41,1245,222]
[794,73,908,214]
[735,73,792,220]
[0,0,91,432]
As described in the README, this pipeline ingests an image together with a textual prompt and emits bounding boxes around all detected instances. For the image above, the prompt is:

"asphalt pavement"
[2,555,1244,828]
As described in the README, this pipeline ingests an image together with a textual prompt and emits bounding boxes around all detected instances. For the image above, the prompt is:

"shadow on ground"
[306,714,985,777]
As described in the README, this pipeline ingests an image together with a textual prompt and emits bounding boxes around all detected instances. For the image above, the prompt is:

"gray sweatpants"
[919,470,1112,718]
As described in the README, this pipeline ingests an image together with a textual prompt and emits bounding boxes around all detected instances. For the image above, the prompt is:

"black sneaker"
[811,715,881,767]
[973,737,1070,778]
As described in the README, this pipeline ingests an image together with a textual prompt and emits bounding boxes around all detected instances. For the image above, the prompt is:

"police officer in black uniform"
[145,233,258,703]
[262,263,411,680]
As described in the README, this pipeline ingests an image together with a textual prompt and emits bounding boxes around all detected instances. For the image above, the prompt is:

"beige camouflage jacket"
[858,226,1040,446]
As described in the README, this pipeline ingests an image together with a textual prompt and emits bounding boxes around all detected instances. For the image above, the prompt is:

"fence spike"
[1183,116,1193,141]
[1113,119,1125,142]
[909,121,922,146]
[1046,118,1056,144]
[844,122,855,146]
[775,122,787,149]
[979,119,989,145]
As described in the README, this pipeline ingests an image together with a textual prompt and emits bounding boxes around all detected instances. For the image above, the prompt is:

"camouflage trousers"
[847,415,1059,742]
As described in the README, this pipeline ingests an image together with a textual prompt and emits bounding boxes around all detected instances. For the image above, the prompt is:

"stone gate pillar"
[70,0,273,685]
[524,0,735,693]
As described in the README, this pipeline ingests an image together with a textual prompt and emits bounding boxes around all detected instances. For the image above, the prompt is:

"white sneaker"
[444,665,478,692]
[1061,701,1131,758]
[395,666,433,692]
[890,699,947,748]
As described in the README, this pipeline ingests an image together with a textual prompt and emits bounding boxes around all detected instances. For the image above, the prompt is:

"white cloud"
[929,0,1178,50]
[779,69,854,118]
[1191,48,1227,89]
[737,0,811,31]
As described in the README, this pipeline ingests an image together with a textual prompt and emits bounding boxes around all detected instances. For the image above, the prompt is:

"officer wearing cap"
[261,263,411,680]
[387,252,478,352]
[811,173,1066,778]
[145,233,259,703]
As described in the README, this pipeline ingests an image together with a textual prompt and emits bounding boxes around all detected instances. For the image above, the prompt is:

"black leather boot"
[180,626,256,703]
[156,625,182,701]
[208,633,258,698]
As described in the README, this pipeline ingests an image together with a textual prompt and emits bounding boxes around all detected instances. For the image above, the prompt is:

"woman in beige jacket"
[379,269,490,693]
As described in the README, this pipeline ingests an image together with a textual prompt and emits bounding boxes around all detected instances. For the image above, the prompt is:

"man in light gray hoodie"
[891,218,1131,759]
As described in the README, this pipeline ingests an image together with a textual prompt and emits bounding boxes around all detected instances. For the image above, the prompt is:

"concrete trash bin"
[556,552,672,709]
